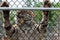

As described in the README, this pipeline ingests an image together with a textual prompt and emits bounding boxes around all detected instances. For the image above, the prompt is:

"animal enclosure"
[0,0,59,40]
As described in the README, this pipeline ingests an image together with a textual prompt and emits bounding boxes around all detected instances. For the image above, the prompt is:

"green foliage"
[0,13,3,21]
[48,2,60,26]
[33,2,43,23]
[48,11,59,26]
[33,2,60,26]
[52,2,60,7]
[34,2,43,7]
[33,10,42,23]
[10,10,16,24]
[26,0,31,7]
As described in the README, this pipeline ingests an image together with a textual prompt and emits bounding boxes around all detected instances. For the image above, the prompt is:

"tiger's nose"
[20,18,24,24]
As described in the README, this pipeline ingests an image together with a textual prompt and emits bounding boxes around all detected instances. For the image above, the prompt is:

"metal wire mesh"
[6,0,43,7]
[5,0,60,7]
[0,0,60,40]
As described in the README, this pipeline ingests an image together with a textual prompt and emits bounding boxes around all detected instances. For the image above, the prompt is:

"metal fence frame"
[0,0,59,40]
[0,7,60,10]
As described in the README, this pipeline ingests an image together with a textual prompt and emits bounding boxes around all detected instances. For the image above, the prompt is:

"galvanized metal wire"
[0,7,60,10]
[0,0,59,40]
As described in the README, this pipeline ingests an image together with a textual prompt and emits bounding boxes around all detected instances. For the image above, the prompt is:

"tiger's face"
[16,10,35,26]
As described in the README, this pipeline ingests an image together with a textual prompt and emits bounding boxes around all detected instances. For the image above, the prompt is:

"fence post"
[1,1,12,40]
[38,0,51,40]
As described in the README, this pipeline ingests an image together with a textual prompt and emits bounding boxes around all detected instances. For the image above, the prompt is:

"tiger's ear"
[16,10,21,14]
[1,1,9,7]
[31,12,36,17]
[28,10,35,17]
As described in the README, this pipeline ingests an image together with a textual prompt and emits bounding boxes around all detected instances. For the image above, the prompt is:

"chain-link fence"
[4,0,60,7]
[0,0,60,40]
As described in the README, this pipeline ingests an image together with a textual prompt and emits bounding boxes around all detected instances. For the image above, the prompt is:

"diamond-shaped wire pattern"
[7,0,43,7]
[0,0,60,40]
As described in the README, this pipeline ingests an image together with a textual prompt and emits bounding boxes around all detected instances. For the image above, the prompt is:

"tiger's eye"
[17,14,24,18]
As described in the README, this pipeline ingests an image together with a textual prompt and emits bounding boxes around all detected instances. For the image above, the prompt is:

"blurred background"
[0,0,60,40]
